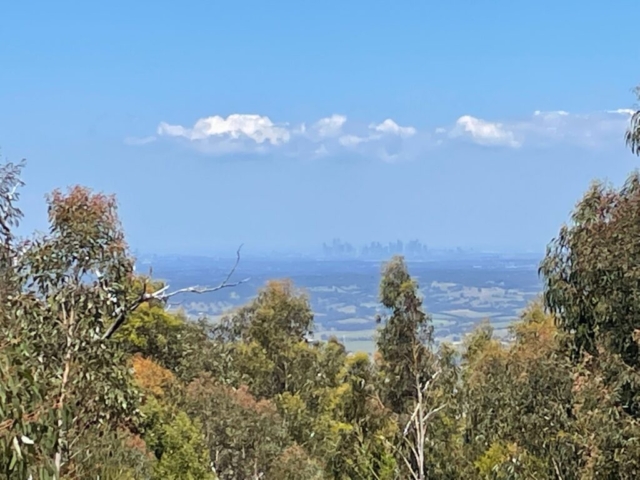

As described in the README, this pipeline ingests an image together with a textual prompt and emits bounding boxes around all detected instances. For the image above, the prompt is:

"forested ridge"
[3,100,640,479]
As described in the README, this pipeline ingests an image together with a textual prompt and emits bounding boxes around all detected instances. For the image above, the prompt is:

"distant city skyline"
[135,237,544,261]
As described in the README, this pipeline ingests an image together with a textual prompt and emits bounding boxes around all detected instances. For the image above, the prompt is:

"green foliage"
[0,342,55,479]
[376,256,435,414]
[541,174,640,368]
[474,442,548,480]
[131,355,214,479]
[217,279,314,346]
[328,352,398,479]
[216,280,315,397]
[569,349,640,479]
[461,302,579,479]
[541,173,640,477]
[116,299,184,364]
[421,342,466,479]
[625,87,640,155]
[151,411,215,480]
[115,301,217,382]
[0,182,142,478]
[183,375,290,480]
[268,445,325,480]
[62,429,153,480]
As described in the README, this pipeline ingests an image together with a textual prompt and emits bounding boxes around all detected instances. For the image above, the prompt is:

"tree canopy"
[3,91,640,478]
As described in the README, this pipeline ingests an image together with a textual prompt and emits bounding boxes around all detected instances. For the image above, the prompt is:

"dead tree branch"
[403,370,442,437]
[383,368,446,480]
[397,345,447,480]
[102,245,249,340]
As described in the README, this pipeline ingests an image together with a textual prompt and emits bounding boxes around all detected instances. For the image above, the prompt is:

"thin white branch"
[101,245,248,340]
[407,442,421,468]
[149,281,248,301]
[421,370,440,394]
[398,363,446,480]
[403,370,442,437]
[404,402,422,437]
[423,403,447,424]
[145,245,249,302]
[383,438,419,480]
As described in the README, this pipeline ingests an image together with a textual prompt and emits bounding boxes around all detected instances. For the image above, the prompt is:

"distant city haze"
[134,239,544,261]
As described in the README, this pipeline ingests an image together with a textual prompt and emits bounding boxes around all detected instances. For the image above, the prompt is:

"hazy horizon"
[133,242,546,259]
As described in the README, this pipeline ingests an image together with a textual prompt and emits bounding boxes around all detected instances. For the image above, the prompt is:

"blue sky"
[1,0,640,255]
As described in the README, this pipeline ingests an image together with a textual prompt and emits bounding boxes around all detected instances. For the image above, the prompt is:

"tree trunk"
[54,308,75,479]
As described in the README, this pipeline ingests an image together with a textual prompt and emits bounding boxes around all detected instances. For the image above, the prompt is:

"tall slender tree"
[376,256,435,414]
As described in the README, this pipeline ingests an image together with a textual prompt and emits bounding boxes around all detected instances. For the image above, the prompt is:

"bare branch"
[382,438,419,480]
[397,366,446,480]
[403,404,421,437]
[150,244,249,301]
[152,281,247,300]
[402,370,442,437]
[421,370,441,394]
[101,245,248,340]
[422,403,447,425]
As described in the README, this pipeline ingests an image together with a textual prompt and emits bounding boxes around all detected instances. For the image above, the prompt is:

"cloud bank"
[127,108,635,160]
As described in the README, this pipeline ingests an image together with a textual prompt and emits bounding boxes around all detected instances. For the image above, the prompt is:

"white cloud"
[313,114,347,137]
[151,112,420,160]
[450,115,520,147]
[518,109,631,147]
[135,107,634,158]
[158,114,290,146]
[370,119,416,138]
[608,108,635,116]
[443,109,633,149]
[534,110,569,117]
[339,134,370,147]
[338,119,417,153]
